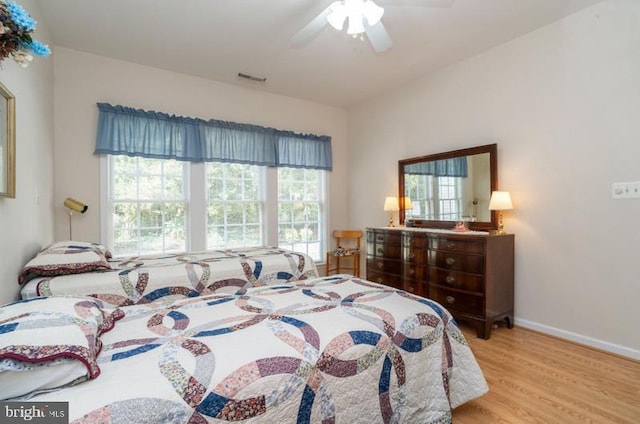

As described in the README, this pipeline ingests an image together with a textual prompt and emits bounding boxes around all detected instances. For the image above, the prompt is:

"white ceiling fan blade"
[377,0,455,7]
[291,5,333,48]
[365,21,393,53]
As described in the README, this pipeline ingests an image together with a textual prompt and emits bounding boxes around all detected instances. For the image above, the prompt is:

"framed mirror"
[398,143,498,231]
[0,82,15,198]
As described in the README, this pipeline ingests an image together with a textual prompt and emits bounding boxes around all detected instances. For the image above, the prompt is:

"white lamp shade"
[384,196,399,212]
[402,196,413,210]
[488,191,513,211]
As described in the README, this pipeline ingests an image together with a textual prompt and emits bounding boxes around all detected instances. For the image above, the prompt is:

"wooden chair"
[325,230,363,277]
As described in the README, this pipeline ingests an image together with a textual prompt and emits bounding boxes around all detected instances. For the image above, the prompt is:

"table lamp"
[488,191,513,234]
[384,196,399,227]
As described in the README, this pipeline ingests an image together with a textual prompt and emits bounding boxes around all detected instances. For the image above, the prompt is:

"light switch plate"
[612,181,640,199]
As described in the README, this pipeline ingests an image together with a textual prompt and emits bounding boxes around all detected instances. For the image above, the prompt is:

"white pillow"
[18,241,113,285]
[0,296,123,400]
[0,357,89,399]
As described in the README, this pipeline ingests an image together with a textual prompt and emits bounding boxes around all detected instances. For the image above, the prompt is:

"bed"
[19,244,320,306]
[1,241,488,423]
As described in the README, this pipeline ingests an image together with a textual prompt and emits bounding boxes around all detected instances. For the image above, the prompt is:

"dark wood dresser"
[366,227,514,339]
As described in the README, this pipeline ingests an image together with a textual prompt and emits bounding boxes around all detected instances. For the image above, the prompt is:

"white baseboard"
[514,318,640,361]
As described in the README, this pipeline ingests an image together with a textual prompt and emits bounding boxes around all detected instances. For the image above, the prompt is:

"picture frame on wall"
[0,81,15,198]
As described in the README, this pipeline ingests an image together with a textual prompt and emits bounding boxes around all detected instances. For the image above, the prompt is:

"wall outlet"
[612,181,640,199]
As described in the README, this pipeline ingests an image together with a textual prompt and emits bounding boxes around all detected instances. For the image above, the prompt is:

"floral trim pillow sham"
[0,296,123,400]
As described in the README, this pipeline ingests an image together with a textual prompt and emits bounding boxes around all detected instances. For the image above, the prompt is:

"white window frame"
[100,156,191,255]
[204,162,266,249]
[276,166,327,261]
[101,157,329,261]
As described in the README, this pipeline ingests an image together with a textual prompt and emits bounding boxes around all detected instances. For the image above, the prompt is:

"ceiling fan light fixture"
[327,2,347,30]
[347,10,366,35]
[327,0,384,35]
[363,0,384,26]
[296,0,393,53]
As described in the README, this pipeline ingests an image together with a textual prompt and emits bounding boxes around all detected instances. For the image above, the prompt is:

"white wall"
[52,48,349,271]
[0,0,54,305]
[348,0,640,358]
[13,0,637,359]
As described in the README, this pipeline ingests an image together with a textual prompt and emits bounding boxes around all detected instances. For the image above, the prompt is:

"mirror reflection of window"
[399,144,497,230]
[402,151,492,223]
[438,176,462,221]
[405,175,463,221]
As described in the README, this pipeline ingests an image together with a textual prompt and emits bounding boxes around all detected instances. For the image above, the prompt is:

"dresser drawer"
[428,250,484,274]
[403,247,428,264]
[367,257,401,275]
[402,234,429,248]
[368,230,401,245]
[403,263,428,281]
[429,286,483,316]
[403,279,428,298]
[429,238,484,254]
[370,243,402,259]
[367,269,402,290]
[429,268,484,293]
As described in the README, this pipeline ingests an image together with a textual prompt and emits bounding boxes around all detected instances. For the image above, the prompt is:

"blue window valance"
[95,103,332,170]
[404,157,468,178]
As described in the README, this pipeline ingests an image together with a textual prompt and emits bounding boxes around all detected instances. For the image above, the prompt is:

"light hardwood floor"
[451,324,640,423]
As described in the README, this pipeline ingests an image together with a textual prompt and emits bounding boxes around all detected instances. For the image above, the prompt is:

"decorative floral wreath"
[0,0,50,67]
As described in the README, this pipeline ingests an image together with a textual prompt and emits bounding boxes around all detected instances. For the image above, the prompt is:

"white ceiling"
[35,0,602,107]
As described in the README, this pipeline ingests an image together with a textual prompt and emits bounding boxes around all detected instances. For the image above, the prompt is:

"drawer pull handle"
[408,252,415,259]
[446,257,456,266]
[377,248,384,254]
[447,243,456,249]
[446,296,455,304]
[409,268,415,275]
[445,275,455,284]
[376,278,384,284]
[377,236,384,242]
[376,261,384,269]
[409,286,415,292]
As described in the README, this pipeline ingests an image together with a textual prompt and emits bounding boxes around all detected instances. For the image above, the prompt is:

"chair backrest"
[332,230,363,250]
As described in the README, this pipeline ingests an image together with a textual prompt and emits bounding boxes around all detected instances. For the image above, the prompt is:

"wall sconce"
[383,196,399,227]
[64,197,88,240]
[488,191,513,234]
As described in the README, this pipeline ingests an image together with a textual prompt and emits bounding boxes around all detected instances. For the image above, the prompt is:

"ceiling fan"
[292,0,455,53]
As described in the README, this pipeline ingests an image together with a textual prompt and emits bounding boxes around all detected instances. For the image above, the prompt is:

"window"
[206,163,263,249]
[105,156,188,256]
[406,174,434,219]
[436,176,461,221]
[103,157,327,261]
[277,167,325,260]
[405,174,462,220]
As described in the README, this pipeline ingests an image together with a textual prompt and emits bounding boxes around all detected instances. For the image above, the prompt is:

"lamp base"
[388,213,395,227]
[496,212,506,234]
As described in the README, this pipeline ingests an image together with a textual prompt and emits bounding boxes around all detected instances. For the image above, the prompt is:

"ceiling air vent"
[238,72,267,83]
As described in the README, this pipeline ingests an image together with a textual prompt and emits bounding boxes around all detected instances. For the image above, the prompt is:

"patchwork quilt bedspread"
[31,275,488,423]
[29,247,319,307]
